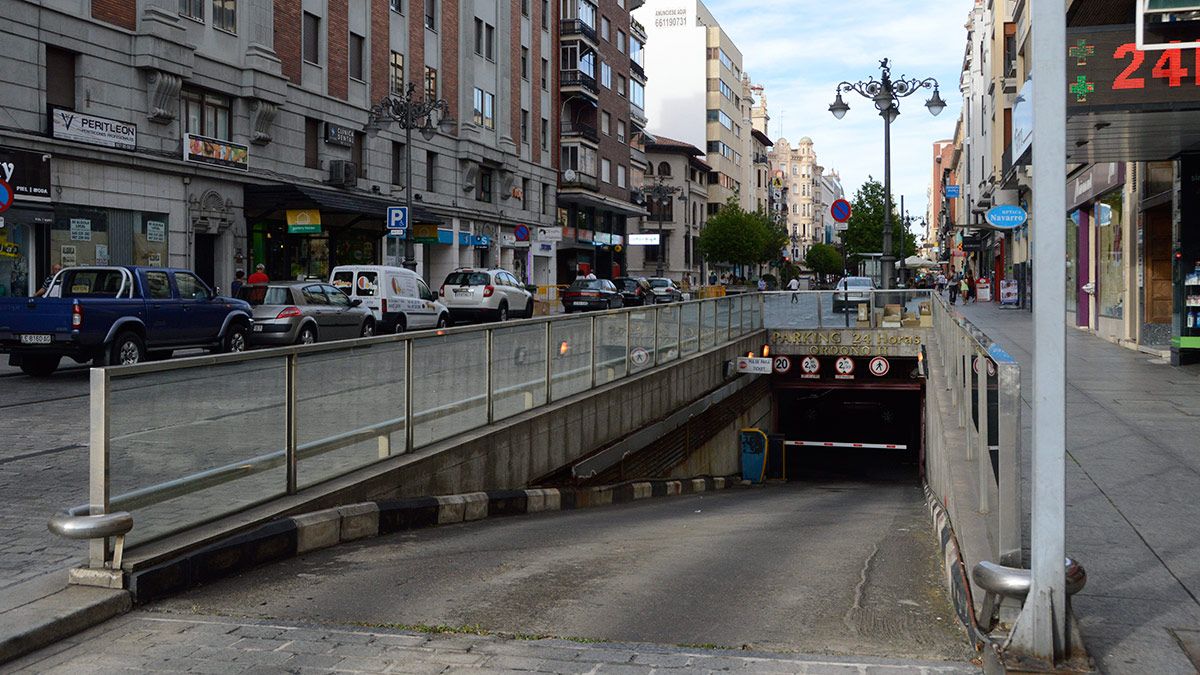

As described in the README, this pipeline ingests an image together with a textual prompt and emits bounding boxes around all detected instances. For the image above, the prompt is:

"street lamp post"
[829,59,945,290]
[636,176,682,278]
[367,83,450,272]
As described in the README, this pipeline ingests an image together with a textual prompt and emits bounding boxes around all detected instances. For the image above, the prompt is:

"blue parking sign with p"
[387,206,408,235]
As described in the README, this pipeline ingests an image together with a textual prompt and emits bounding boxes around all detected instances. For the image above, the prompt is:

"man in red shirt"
[247,264,269,284]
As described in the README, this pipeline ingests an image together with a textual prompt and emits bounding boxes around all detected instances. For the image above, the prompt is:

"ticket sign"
[1066,26,1200,110]
[736,357,773,374]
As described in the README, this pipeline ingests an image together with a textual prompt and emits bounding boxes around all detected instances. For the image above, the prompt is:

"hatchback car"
[241,282,375,345]
[439,268,534,323]
[561,278,624,312]
[647,278,684,303]
[832,276,877,312]
[613,276,653,306]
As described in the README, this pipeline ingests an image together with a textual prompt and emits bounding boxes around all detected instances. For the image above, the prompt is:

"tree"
[759,213,789,268]
[697,200,780,267]
[804,243,843,280]
[841,176,918,263]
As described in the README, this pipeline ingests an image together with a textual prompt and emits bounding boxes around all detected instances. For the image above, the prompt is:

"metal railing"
[67,294,765,568]
[761,289,934,329]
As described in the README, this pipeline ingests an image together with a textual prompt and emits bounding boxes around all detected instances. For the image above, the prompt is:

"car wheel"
[109,331,146,366]
[524,299,534,318]
[297,325,318,345]
[361,320,375,337]
[224,324,249,353]
[393,316,407,334]
[497,302,509,322]
[19,355,61,377]
[436,314,449,329]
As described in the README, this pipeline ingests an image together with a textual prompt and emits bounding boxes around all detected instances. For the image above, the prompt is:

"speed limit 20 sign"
[773,356,791,374]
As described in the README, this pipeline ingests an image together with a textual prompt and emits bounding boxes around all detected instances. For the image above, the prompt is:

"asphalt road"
[148,483,974,664]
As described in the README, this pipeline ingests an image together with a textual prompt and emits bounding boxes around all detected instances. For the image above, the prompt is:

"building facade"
[625,136,709,282]
[768,137,824,260]
[0,0,560,301]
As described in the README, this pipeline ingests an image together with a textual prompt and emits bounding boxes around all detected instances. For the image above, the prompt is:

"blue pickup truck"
[0,266,253,376]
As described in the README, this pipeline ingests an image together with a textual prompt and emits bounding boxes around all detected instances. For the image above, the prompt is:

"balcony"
[560,69,599,98]
[628,0,645,10]
[753,152,769,165]
[561,169,599,190]
[630,101,648,129]
[630,59,646,82]
[561,121,599,144]
[560,19,599,48]
[630,17,647,41]
[630,146,647,168]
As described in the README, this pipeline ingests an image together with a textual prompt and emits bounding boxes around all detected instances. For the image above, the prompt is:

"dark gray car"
[240,282,375,346]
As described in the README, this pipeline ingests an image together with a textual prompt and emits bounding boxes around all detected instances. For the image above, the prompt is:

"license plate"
[19,334,52,344]
[253,325,264,332]
[454,288,470,295]
[574,301,590,306]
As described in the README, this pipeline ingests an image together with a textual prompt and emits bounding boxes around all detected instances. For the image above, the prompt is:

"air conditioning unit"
[328,160,357,188]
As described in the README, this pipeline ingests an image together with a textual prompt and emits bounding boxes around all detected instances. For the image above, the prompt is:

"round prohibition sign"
[973,356,997,376]
[773,356,791,373]
[800,356,820,374]
[0,180,13,213]
[835,356,855,375]
[868,356,890,377]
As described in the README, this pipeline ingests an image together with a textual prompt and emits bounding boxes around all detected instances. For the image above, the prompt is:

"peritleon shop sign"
[51,107,137,151]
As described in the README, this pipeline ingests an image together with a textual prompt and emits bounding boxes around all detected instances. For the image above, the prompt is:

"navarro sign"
[985,205,1028,229]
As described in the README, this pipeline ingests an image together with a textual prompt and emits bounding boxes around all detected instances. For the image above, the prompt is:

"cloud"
[645,0,974,228]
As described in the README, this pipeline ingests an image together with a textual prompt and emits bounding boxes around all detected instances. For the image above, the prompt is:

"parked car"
[439,268,534,323]
[0,266,252,376]
[832,276,877,312]
[330,265,448,333]
[613,276,653,306]
[240,282,375,346]
[647,278,684,304]
[561,278,624,312]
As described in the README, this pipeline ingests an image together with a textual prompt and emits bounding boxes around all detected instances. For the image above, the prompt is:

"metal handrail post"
[286,354,298,494]
[405,338,414,453]
[978,350,991,515]
[654,304,661,363]
[998,362,1023,565]
[88,368,111,568]
[677,303,684,356]
[544,321,553,401]
[486,328,495,423]
[590,316,597,386]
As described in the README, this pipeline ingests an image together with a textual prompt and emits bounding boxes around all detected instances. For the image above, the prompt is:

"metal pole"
[486,328,494,423]
[1009,0,1068,659]
[286,354,298,494]
[977,351,990,515]
[881,110,894,291]
[404,122,416,271]
[998,362,1023,566]
[405,338,414,452]
[88,368,110,568]
[656,200,665,278]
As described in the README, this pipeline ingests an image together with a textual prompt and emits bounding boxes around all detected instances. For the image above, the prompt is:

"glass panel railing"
[411,332,488,448]
[491,323,549,422]
[595,312,629,385]
[716,297,731,342]
[550,317,593,400]
[656,304,680,364]
[699,300,715,350]
[628,308,656,373]
[680,301,700,355]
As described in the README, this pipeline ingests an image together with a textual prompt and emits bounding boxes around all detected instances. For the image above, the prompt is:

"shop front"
[1066,163,1126,334]
[0,147,53,297]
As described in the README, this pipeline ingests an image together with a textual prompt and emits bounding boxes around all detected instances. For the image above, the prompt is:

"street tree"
[841,177,917,263]
[698,200,778,267]
[804,243,843,281]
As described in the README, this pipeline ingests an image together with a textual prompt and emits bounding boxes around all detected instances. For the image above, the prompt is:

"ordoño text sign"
[768,329,924,357]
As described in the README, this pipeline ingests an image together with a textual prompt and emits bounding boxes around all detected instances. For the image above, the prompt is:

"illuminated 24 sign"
[1067,25,1200,109]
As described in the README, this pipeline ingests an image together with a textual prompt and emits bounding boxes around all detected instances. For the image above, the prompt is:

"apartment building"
[0,0,558,298]
[768,137,823,258]
[625,136,709,282]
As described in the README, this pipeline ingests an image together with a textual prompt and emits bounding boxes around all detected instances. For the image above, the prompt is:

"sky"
[694,0,976,237]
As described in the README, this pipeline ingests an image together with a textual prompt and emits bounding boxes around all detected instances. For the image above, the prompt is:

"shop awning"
[244,183,444,225]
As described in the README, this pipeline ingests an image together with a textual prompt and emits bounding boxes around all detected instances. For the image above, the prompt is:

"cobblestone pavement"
[957,302,1200,674]
[8,613,979,674]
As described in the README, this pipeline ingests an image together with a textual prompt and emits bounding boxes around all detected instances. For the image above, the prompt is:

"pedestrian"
[708,272,718,286]
[230,269,246,296]
[583,269,597,280]
[34,263,63,298]
[786,277,800,291]
[959,276,969,303]
[967,274,977,303]
[248,264,269,284]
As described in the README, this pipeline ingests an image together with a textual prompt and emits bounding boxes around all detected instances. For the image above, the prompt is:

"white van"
[329,265,449,333]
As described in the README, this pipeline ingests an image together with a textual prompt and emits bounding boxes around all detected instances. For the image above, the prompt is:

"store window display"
[0,223,32,297]
[1096,190,1124,319]
[50,207,168,269]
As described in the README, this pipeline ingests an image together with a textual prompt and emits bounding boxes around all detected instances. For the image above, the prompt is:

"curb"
[924,484,984,649]
[0,586,131,665]
[130,475,741,603]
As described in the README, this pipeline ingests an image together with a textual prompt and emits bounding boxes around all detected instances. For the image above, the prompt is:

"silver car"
[832,276,876,312]
[438,268,535,323]
[241,282,376,346]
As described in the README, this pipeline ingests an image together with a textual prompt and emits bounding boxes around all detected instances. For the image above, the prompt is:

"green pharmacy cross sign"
[1070,75,1095,103]
[1070,39,1095,66]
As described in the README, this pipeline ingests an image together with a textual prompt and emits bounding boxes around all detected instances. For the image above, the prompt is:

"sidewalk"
[956,301,1200,674]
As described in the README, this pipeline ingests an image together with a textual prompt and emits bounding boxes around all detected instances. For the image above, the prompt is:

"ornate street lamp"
[635,176,684,278]
[367,83,450,271]
[830,59,944,290]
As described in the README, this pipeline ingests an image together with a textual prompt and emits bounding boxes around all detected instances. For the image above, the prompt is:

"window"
[305,118,320,169]
[541,58,549,89]
[391,141,404,185]
[46,47,76,111]
[212,0,236,32]
[601,158,611,183]
[473,88,495,128]
[600,62,612,88]
[474,18,484,55]
[542,183,551,215]
[521,47,529,79]
[617,120,626,143]
[175,272,209,300]
[349,32,365,80]
[390,0,402,13]
[542,0,549,26]
[631,80,644,108]
[617,165,626,188]
[617,30,626,53]
[521,178,530,210]
[521,109,529,143]
[479,169,493,202]
[425,66,438,99]
[541,117,548,150]
[390,52,404,94]
[486,24,495,60]
[144,271,173,299]
[601,111,610,135]
[657,161,671,177]
[181,89,231,140]
[426,151,437,192]
[351,132,365,177]
[617,74,626,97]
[303,12,320,64]
[522,0,529,16]
[1096,190,1124,319]
[473,88,484,125]
[180,0,203,20]
[600,16,610,40]
[425,0,436,29]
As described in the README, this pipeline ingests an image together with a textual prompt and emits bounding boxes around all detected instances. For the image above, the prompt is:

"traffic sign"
[800,356,820,379]
[386,206,409,235]
[973,356,997,376]
[945,185,961,199]
[0,180,13,214]
[868,356,891,377]
[773,356,791,374]
[834,356,855,379]
[514,224,530,241]
[631,347,651,367]
[736,357,773,374]
[831,199,852,223]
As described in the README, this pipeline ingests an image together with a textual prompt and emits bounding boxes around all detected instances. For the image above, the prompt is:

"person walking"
[757,277,767,292]
[948,273,958,305]
[230,269,246,296]
[959,275,970,304]
[248,264,269,284]
[786,277,800,291]
[966,274,977,303]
